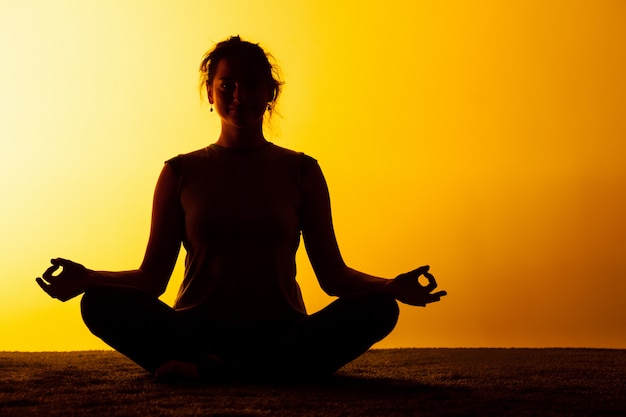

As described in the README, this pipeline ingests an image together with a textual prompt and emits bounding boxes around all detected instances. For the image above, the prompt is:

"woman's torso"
[168,142,315,323]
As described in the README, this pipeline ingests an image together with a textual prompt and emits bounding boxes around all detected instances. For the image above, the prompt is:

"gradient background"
[1,0,625,351]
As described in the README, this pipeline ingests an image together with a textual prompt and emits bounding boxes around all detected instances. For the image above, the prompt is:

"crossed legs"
[81,286,399,381]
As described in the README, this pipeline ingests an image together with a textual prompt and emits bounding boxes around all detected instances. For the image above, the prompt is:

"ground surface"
[1,348,624,417]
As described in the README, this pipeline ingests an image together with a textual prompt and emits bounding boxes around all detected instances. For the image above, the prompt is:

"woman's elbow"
[149,283,167,298]
[138,268,169,297]
[313,261,350,296]
[317,272,346,297]
[319,282,341,297]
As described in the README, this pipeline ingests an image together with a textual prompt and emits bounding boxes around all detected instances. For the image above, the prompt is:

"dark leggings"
[80,286,399,380]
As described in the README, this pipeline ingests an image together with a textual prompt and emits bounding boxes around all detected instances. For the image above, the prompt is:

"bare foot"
[154,360,200,383]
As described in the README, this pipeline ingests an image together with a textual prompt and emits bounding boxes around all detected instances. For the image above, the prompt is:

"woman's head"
[199,36,283,115]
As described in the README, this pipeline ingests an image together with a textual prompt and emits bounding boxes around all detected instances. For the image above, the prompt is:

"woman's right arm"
[36,163,183,301]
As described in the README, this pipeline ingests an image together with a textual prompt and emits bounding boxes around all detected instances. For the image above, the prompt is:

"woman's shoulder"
[167,147,209,161]
[268,143,317,164]
[267,144,320,179]
[164,147,210,176]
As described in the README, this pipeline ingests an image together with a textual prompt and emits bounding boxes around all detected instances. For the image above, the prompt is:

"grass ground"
[1,348,625,417]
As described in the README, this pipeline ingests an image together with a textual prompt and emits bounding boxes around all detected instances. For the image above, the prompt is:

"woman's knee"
[80,286,147,334]
[325,293,399,339]
[365,293,400,337]
[81,287,118,333]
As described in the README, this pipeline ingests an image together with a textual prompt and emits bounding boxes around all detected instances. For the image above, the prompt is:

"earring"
[210,106,213,112]
[267,104,272,111]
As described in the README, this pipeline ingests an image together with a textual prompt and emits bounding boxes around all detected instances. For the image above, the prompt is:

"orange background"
[1,0,625,351]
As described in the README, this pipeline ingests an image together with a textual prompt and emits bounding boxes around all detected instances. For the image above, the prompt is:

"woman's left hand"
[36,258,90,302]
[386,265,447,307]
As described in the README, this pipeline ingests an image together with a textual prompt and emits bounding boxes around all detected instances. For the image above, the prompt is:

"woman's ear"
[206,81,214,104]
[269,85,277,102]
[265,87,276,108]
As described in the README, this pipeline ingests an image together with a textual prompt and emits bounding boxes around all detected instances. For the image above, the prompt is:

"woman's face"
[208,55,273,130]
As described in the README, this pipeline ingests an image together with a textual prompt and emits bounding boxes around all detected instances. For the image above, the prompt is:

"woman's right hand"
[36,258,91,302]
[385,265,447,307]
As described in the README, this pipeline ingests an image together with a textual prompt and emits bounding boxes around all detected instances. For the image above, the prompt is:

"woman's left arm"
[300,161,446,306]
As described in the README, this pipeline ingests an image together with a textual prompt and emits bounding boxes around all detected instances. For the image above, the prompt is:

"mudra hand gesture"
[386,265,447,307]
[36,258,89,302]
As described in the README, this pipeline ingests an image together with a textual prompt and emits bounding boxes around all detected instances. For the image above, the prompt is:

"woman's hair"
[199,36,283,114]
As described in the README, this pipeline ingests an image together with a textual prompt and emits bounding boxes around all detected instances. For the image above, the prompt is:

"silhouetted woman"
[37,36,446,382]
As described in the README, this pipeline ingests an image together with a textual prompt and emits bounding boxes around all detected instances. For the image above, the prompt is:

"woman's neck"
[215,125,266,149]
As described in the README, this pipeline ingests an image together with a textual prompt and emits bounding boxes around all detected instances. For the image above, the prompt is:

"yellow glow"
[1,0,625,350]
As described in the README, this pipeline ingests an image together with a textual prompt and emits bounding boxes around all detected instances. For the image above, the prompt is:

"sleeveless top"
[166,142,317,323]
